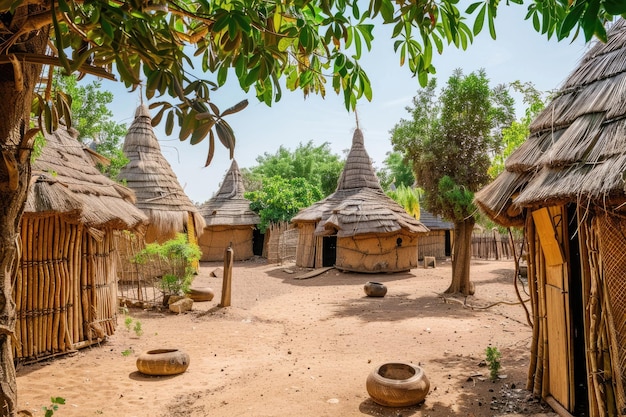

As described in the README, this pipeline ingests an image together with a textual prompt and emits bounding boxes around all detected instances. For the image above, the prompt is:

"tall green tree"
[377,151,415,191]
[54,74,129,179]
[391,69,515,295]
[245,176,323,231]
[0,0,619,413]
[243,141,344,196]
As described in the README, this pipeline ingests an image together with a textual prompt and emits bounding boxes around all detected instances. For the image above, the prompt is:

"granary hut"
[198,160,260,261]
[417,209,453,260]
[118,105,205,244]
[475,20,626,417]
[291,128,428,272]
[18,126,147,362]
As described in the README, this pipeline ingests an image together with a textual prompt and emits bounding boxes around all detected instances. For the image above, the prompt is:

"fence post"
[219,244,233,307]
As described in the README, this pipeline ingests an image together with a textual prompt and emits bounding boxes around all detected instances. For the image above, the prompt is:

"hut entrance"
[566,205,588,415]
[322,236,337,267]
[253,228,264,256]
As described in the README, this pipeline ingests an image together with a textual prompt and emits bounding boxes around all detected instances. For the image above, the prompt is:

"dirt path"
[17,258,556,417]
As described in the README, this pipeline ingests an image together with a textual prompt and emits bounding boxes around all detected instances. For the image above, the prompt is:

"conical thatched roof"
[26,126,147,230]
[118,105,205,235]
[292,129,429,236]
[199,160,260,226]
[475,20,626,226]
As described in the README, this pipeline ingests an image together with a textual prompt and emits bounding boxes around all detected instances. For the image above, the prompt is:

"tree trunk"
[0,22,49,416]
[445,218,475,296]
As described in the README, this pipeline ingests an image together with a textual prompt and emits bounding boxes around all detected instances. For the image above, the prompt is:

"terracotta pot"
[187,287,215,302]
[136,349,190,376]
[366,362,430,407]
[364,281,387,297]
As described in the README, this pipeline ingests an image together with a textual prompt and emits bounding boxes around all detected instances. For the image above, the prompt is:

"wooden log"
[219,245,233,307]
[51,215,62,353]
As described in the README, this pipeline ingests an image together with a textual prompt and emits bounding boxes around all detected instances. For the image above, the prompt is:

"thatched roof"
[475,19,626,226]
[292,129,429,237]
[118,105,205,235]
[199,160,260,226]
[26,126,148,230]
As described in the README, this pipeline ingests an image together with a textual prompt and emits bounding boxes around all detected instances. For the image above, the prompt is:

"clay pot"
[187,287,215,302]
[364,281,387,297]
[366,362,430,407]
[136,349,190,376]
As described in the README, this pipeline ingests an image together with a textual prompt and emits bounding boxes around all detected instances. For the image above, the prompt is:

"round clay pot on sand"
[136,349,190,376]
[187,287,215,302]
[366,362,430,407]
[364,281,387,297]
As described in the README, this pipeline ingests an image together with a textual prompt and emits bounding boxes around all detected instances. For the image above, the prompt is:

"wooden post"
[219,244,233,307]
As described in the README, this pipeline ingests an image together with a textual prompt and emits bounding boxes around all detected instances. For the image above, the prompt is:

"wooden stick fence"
[15,215,119,363]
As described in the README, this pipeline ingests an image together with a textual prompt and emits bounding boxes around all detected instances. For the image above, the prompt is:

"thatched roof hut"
[118,105,205,243]
[17,126,147,362]
[418,210,453,260]
[198,160,261,261]
[475,19,626,417]
[292,128,428,272]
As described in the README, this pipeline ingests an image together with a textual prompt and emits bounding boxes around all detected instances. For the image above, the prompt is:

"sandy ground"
[16,258,558,417]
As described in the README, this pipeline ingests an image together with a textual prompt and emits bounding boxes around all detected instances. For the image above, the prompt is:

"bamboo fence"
[15,214,118,362]
[471,231,521,260]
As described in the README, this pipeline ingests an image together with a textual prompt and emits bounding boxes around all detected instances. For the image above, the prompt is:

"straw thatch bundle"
[475,20,626,417]
[119,105,205,243]
[292,128,428,272]
[17,126,147,362]
[198,160,260,261]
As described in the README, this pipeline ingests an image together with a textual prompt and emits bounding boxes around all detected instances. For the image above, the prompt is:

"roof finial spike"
[355,110,360,129]
[139,84,144,105]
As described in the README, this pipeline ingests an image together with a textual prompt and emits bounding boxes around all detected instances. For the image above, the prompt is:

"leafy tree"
[245,176,323,231]
[489,81,547,178]
[0,0,620,413]
[390,69,515,295]
[386,184,422,219]
[54,74,129,179]
[377,151,415,190]
[243,141,344,196]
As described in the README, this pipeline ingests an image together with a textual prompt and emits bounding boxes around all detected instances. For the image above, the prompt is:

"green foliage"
[390,69,515,223]
[377,151,415,191]
[245,176,323,232]
[42,397,65,417]
[133,234,201,296]
[489,81,547,178]
[54,73,129,180]
[386,184,422,219]
[133,321,143,337]
[124,316,133,331]
[243,141,344,196]
[485,346,502,380]
[121,349,133,357]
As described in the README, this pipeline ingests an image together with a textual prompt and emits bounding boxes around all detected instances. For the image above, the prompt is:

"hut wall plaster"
[199,225,254,261]
[335,232,418,273]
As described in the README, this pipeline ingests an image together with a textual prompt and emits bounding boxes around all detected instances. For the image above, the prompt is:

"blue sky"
[101,5,589,204]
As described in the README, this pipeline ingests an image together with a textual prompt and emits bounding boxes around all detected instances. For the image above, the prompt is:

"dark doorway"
[567,204,588,416]
[252,228,264,256]
[322,236,337,267]
[445,230,452,257]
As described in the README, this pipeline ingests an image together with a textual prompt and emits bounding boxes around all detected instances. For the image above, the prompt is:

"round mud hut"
[18,126,147,362]
[118,105,205,244]
[198,160,260,261]
[475,19,626,417]
[291,128,429,273]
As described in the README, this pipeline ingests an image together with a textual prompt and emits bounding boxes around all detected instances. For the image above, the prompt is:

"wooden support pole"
[219,244,233,307]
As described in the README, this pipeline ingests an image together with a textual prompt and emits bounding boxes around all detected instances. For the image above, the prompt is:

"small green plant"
[124,316,133,331]
[132,234,201,297]
[121,349,133,356]
[133,320,143,337]
[485,346,502,380]
[42,396,65,417]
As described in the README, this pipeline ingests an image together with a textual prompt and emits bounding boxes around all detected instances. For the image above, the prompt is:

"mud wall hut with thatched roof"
[417,209,453,260]
[118,105,205,244]
[16,126,147,362]
[475,19,626,417]
[198,160,260,261]
[292,129,429,273]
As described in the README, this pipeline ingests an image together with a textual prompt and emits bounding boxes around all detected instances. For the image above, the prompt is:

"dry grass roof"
[475,19,626,226]
[27,126,148,230]
[292,129,429,237]
[199,160,260,226]
[118,105,205,236]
